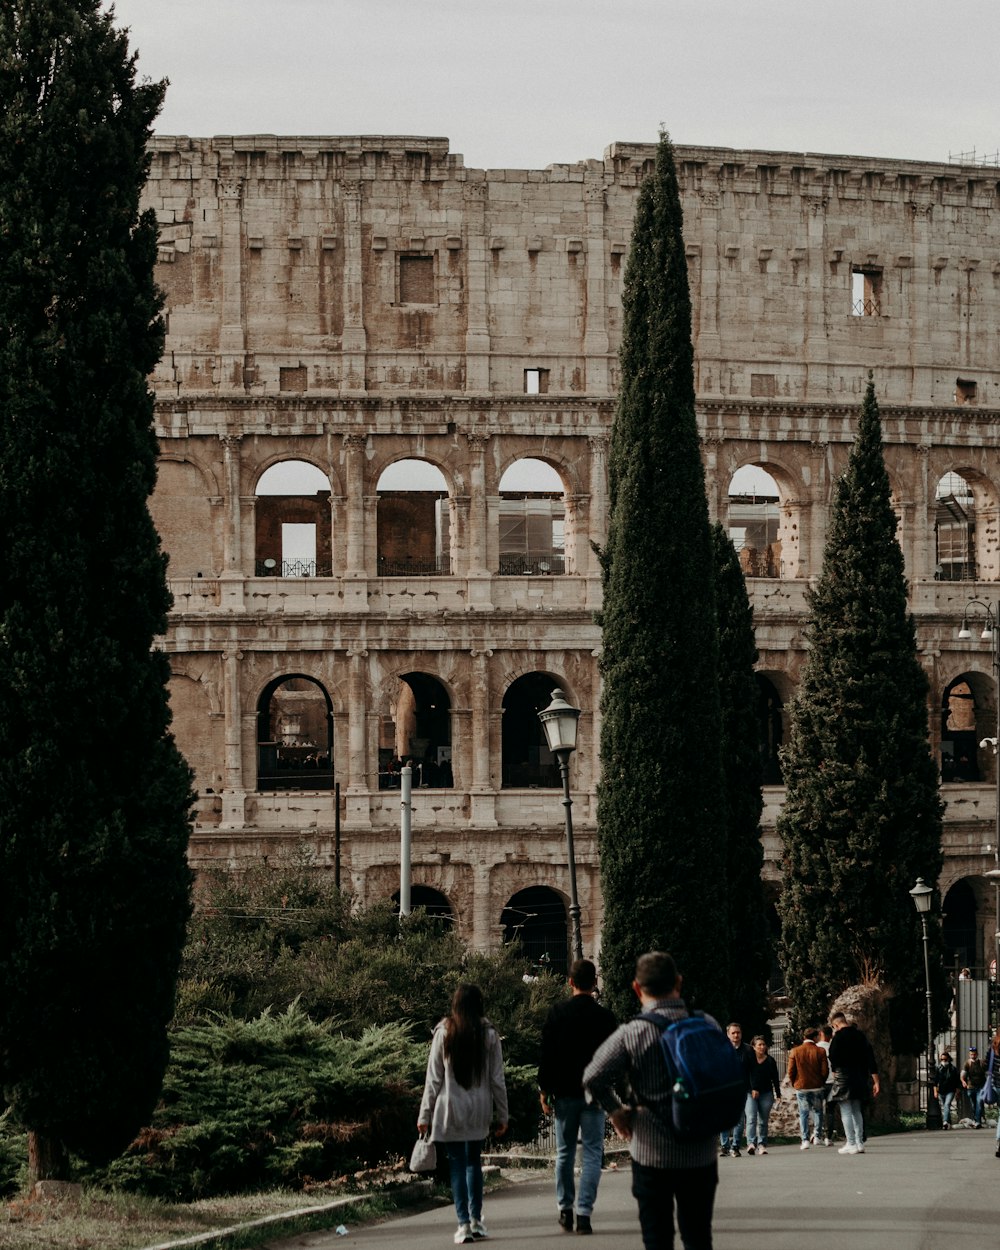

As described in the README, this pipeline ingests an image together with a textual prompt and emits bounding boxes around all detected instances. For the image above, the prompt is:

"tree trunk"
[27,1131,69,1185]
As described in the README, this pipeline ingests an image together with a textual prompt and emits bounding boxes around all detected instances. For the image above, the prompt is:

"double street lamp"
[910,877,942,1129]
[538,688,584,964]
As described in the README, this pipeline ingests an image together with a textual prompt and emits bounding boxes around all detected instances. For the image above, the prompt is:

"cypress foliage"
[777,377,943,1040]
[0,2,193,1173]
[712,524,770,1038]
[597,134,729,1021]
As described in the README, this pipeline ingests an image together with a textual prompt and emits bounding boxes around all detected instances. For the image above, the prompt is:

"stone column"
[463,181,490,392]
[469,649,497,827]
[219,434,245,609]
[583,181,610,392]
[221,647,246,828]
[806,441,830,578]
[341,176,367,390]
[470,862,495,951]
[466,432,490,574]
[915,444,936,582]
[342,434,368,610]
[345,649,371,824]
[218,174,245,391]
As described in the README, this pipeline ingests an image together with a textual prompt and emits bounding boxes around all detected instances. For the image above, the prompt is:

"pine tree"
[0,2,193,1178]
[777,377,943,1039]
[712,524,771,1037]
[597,134,729,1022]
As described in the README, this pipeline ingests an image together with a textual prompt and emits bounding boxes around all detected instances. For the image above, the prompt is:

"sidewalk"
[265,1129,1000,1250]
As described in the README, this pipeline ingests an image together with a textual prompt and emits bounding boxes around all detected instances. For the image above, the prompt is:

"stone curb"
[140,1178,434,1250]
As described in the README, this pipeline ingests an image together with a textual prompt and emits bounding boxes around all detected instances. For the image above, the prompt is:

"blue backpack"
[638,1011,747,1141]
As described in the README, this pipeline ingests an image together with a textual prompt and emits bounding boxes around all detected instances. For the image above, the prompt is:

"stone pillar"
[221,647,246,828]
[583,181,610,392]
[341,176,367,390]
[914,444,935,581]
[463,181,490,392]
[218,174,245,391]
[470,862,494,951]
[469,649,497,827]
[692,192,722,386]
[806,441,830,578]
[345,649,371,824]
[219,434,245,609]
[465,432,490,575]
[343,433,367,578]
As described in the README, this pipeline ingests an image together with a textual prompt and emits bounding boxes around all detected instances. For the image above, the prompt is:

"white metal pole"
[400,763,412,917]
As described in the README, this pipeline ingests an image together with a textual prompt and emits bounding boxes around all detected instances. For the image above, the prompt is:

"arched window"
[942,880,979,971]
[255,460,331,576]
[376,460,451,576]
[378,673,453,789]
[497,458,567,575]
[256,675,333,790]
[941,672,995,784]
[935,472,976,581]
[392,886,454,929]
[727,465,781,578]
[755,673,784,784]
[501,886,568,977]
[501,673,564,788]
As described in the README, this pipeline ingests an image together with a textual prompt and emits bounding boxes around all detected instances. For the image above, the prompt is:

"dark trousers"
[631,1159,718,1250]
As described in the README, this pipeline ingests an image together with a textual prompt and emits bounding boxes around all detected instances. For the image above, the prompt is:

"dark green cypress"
[712,524,771,1038]
[777,377,944,1039]
[0,2,193,1176]
[597,134,729,1021]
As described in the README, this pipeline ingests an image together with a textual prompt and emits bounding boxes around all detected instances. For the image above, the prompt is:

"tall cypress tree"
[598,134,729,1022]
[777,377,943,1039]
[0,2,193,1178]
[712,524,771,1038]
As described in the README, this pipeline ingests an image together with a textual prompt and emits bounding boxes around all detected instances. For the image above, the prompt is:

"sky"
[106,0,999,172]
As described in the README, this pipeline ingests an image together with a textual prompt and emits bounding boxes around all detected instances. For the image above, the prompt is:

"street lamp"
[538,688,583,963]
[910,877,942,1129]
[957,598,1000,1016]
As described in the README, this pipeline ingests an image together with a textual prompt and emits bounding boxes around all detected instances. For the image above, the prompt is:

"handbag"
[984,1053,997,1106]
[829,1069,851,1102]
[409,1131,437,1173]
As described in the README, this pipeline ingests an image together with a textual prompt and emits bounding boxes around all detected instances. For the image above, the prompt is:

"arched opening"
[727,465,781,578]
[941,672,995,784]
[501,885,568,977]
[501,673,563,788]
[376,459,451,576]
[255,460,332,577]
[497,458,567,575]
[942,879,979,971]
[935,472,976,581]
[378,673,453,789]
[756,673,784,784]
[392,885,454,929]
[256,675,334,790]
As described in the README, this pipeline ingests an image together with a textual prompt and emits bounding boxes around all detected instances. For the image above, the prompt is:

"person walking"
[961,1045,987,1127]
[744,1036,781,1155]
[418,984,508,1244]
[988,1030,1000,1158]
[828,1011,879,1155]
[932,1050,961,1128]
[583,951,721,1250]
[538,958,618,1234]
[718,1023,753,1157]
[787,1027,829,1150]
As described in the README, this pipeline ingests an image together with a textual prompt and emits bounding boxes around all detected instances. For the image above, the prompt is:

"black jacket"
[828,1024,878,1101]
[538,993,617,1099]
[934,1061,960,1095]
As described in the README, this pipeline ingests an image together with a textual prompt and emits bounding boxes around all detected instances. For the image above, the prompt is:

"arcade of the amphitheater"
[145,134,1000,973]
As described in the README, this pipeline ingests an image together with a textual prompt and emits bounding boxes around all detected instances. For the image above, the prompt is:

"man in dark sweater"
[539,959,617,1234]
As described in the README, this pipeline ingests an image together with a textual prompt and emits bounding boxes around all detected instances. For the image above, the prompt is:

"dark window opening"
[941,673,995,784]
[756,674,784,785]
[851,267,883,316]
[257,675,333,790]
[379,672,453,789]
[501,886,568,978]
[502,673,563,788]
[956,378,978,405]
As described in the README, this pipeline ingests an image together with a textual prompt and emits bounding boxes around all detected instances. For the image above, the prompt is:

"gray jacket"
[419,1018,508,1142]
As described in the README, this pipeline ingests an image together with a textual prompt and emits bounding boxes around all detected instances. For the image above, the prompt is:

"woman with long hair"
[418,984,509,1243]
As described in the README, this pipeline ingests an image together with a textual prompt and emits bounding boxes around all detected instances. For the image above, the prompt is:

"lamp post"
[958,598,1000,1017]
[538,688,584,963]
[910,877,942,1129]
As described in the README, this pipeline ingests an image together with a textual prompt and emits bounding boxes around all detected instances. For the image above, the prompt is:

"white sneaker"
[455,1225,474,1244]
[470,1220,488,1240]
[838,1144,861,1155]
[758,1145,768,1155]
[823,1138,832,1146]
[800,1140,810,1150]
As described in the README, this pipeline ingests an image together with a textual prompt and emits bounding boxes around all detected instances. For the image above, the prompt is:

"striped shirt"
[583,996,721,1170]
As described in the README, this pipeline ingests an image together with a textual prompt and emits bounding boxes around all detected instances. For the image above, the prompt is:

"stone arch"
[726,460,801,579]
[254,459,333,577]
[256,674,334,791]
[942,878,980,971]
[500,671,578,788]
[933,468,1000,582]
[501,884,569,977]
[375,458,452,576]
[940,670,996,785]
[377,671,453,789]
[497,457,569,575]
[151,457,222,578]
[392,885,454,926]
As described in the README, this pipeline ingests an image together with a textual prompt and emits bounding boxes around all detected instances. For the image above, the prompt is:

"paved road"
[269,1130,999,1250]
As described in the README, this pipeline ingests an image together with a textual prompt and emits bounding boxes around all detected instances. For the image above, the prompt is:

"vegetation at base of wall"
[0,1,193,1179]
[597,131,730,1021]
[712,525,771,1038]
[777,377,946,1043]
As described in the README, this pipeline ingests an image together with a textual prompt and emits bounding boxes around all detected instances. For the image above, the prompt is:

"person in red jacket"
[787,1027,829,1149]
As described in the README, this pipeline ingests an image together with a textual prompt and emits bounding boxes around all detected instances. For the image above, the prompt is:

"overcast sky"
[106,0,997,171]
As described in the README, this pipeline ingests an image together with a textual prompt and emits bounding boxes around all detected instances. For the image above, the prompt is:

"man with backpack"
[584,951,736,1250]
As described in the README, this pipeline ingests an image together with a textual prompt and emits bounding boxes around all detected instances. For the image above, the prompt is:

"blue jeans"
[719,1109,745,1151]
[939,1091,955,1124]
[554,1097,605,1216]
[745,1090,775,1146]
[445,1141,483,1225]
[795,1090,825,1141]
[839,1099,864,1148]
[973,1088,986,1126]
